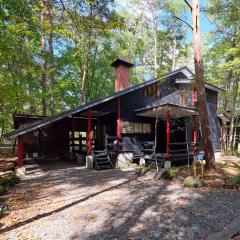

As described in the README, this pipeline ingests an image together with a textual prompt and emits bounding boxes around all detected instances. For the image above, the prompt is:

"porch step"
[92,151,114,170]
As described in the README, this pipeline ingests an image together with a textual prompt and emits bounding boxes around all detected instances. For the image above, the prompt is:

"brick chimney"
[111,57,134,92]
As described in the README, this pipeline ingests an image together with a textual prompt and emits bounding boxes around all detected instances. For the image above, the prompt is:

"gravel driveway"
[0,160,240,240]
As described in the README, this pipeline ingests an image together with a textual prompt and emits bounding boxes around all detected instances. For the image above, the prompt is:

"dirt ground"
[0,158,240,240]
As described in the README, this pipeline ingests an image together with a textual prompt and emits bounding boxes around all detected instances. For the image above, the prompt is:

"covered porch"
[16,101,200,170]
[135,103,200,164]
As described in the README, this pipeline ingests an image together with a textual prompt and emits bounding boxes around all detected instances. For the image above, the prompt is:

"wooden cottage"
[5,58,223,169]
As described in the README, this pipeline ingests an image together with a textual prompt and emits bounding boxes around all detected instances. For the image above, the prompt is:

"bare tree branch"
[183,0,192,11]
[173,15,193,31]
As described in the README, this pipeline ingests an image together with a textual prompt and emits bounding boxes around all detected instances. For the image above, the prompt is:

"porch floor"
[1,160,240,239]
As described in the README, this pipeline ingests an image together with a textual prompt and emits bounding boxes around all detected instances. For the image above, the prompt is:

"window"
[121,121,134,134]
[121,121,151,134]
[133,123,142,133]
[180,92,188,105]
[144,83,160,98]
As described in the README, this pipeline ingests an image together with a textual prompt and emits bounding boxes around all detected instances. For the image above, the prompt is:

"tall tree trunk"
[79,61,88,104]
[28,82,36,114]
[79,2,93,105]
[47,0,55,115]
[223,70,232,111]
[172,32,177,71]
[153,9,158,77]
[229,76,239,150]
[40,0,47,115]
[192,0,215,170]
[232,126,237,150]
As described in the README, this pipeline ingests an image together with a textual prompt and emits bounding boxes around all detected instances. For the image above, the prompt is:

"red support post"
[17,136,23,168]
[87,110,92,154]
[117,96,121,150]
[166,111,170,159]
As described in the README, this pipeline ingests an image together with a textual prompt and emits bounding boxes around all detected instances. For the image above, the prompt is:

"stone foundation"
[117,153,133,168]
[86,155,94,169]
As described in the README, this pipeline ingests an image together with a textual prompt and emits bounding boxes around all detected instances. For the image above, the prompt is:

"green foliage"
[235,175,240,185]
[0,185,6,195]
[225,176,240,189]
[0,0,192,137]
[0,173,20,186]
[0,173,20,195]
[183,176,202,188]
[161,168,177,180]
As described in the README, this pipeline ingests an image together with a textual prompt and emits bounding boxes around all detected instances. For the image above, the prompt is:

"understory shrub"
[224,175,240,188]
[184,176,202,188]
[0,173,20,195]
[161,168,177,180]
[235,175,240,185]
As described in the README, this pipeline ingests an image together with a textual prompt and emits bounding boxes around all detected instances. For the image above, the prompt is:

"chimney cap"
[110,57,134,68]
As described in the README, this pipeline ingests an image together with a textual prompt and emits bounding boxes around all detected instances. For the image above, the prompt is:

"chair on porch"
[140,140,166,169]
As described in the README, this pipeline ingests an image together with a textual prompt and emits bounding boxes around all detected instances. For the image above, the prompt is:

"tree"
[204,0,240,151]
[47,0,55,115]
[40,0,48,115]
[192,0,215,169]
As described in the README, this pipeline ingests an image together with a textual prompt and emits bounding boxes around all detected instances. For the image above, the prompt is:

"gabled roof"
[175,78,224,92]
[3,66,217,139]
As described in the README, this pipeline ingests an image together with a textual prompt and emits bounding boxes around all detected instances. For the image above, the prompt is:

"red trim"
[87,110,92,153]
[117,96,121,150]
[17,136,23,168]
[166,111,170,159]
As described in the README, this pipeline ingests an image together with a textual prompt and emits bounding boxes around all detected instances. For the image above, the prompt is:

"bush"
[235,175,240,185]
[0,185,6,195]
[224,175,240,189]
[0,173,20,195]
[184,176,202,188]
[161,168,177,180]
